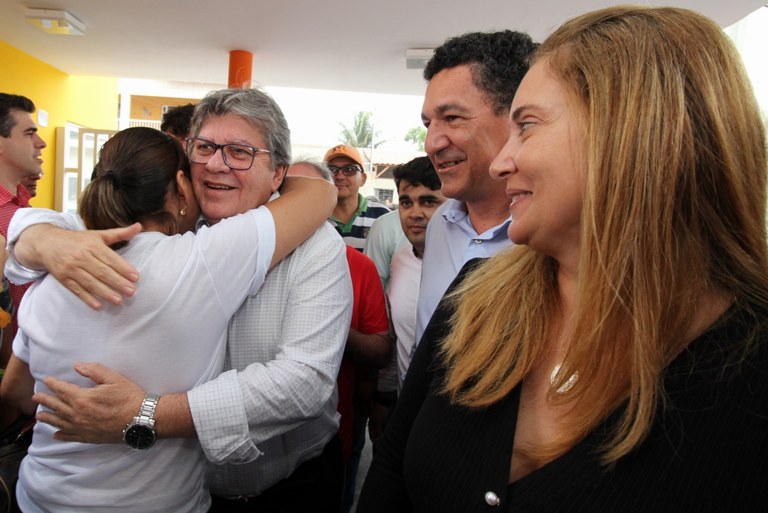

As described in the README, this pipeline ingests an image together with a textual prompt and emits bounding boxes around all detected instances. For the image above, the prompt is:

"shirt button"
[474,239,483,244]
[484,491,500,506]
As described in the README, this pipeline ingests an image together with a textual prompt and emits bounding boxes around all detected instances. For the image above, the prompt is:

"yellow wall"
[67,77,119,130]
[0,40,118,209]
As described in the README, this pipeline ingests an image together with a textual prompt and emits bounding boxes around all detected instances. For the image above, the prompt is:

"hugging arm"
[7,208,141,310]
[8,177,334,307]
[34,363,194,443]
[265,176,336,267]
[36,232,351,451]
[33,177,341,448]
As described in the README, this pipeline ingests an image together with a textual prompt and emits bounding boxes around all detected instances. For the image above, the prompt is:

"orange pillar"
[228,50,253,89]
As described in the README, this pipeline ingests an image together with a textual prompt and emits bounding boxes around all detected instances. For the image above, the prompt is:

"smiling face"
[191,114,285,225]
[421,64,511,205]
[489,59,585,264]
[0,110,46,191]
[397,180,446,257]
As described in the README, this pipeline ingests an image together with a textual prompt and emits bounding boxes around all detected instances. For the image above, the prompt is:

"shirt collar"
[0,183,32,206]
[441,198,511,238]
[330,193,367,226]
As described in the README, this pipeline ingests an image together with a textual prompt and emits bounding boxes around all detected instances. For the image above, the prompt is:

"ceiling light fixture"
[25,8,85,36]
[405,48,434,69]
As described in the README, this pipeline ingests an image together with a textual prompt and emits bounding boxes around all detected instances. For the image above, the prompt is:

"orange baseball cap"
[324,144,364,170]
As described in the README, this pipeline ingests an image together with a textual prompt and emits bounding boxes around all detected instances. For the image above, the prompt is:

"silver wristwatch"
[122,393,160,450]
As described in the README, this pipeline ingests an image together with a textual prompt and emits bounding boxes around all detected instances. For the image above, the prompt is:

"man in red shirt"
[0,93,47,365]
[0,93,46,436]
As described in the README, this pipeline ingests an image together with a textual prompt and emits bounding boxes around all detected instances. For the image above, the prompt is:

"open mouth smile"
[509,192,532,207]
[205,182,236,190]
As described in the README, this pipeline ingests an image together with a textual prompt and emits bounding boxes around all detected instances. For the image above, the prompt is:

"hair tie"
[104,170,121,190]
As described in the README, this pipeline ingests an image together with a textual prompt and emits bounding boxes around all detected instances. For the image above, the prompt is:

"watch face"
[124,424,156,450]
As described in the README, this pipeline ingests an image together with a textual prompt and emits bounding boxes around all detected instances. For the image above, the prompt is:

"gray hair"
[289,157,333,183]
[189,88,291,169]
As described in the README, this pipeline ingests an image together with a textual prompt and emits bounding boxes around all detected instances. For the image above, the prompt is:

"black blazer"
[357,260,768,512]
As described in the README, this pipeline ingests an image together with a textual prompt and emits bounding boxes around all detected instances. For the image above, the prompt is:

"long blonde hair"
[440,6,768,464]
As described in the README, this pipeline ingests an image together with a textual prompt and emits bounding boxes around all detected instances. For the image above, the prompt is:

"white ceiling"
[0,0,765,96]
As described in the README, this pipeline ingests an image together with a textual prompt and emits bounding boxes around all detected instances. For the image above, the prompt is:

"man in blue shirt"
[415,31,538,342]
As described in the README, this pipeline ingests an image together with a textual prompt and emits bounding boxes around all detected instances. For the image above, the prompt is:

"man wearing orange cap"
[323,144,390,511]
[324,144,389,252]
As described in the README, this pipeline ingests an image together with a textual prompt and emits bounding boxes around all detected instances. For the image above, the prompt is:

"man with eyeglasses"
[5,88,353,512]
[322,144,390,510]
[325,144,389,252]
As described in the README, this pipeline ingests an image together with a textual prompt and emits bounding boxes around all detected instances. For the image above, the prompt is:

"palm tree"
[338,111,384,148]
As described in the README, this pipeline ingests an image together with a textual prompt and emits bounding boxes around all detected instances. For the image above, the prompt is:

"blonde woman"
[359,6,768,513]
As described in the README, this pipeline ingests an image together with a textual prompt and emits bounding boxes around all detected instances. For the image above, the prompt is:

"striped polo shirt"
[330,194,390,252]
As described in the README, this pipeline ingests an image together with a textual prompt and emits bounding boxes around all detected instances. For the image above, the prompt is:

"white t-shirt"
[387,244,422,386]
[11,207,275,513]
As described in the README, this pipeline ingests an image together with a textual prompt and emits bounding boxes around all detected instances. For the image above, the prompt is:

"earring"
[180,207,187,216]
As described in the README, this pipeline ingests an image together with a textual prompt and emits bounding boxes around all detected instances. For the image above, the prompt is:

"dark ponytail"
[79,127,189,236]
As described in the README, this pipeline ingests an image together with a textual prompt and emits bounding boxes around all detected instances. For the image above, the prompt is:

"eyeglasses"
[328,164,362,177]
[186,137,271,170]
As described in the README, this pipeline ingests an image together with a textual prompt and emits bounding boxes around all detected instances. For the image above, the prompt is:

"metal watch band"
[135,393,161,426]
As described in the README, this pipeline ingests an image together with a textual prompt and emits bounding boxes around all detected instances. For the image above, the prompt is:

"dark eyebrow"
[23,127,38,134]
[435,103,470,116]
[418,194,441,201]
[422,103,470,123]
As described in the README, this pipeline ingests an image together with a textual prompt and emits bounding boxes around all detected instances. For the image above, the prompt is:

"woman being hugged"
[1,126,335,513]
[359,6,768,512]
